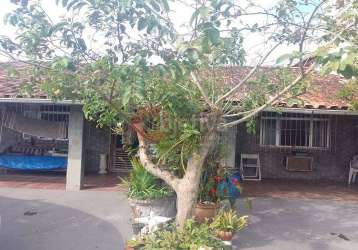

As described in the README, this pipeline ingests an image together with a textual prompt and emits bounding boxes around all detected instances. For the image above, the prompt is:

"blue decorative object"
[217,171,242,205]
[0,155,67,170]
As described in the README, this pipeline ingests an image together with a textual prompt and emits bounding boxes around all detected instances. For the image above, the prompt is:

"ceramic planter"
[193,202,219,223]
[128,195,177,219]
[217,230,233,241]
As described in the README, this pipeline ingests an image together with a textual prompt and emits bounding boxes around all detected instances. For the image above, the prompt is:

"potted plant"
[193,167,220,223]
[122,158,176,222]
[210,209,248,241]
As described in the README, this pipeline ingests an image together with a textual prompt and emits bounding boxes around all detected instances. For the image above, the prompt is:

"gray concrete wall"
[66,106,84,191]
[83,121,111,173]
[236,115,358,182]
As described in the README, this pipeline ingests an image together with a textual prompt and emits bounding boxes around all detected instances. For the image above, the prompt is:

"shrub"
[210,209,248,232]
[123,158,173,200]
[127,219,229,250]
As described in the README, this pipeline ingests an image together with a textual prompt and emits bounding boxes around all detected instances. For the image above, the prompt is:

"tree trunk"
[175,181,199,228]
[133,117,219,229]
[175,127,218,228]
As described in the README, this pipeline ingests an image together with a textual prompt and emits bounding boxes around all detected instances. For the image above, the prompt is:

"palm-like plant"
[210,209,248,232]
[123,158,172,200]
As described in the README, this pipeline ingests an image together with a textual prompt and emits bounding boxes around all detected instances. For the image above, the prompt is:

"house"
[0,64,357,191]
[0,63,129,191]
[219,67,358,182]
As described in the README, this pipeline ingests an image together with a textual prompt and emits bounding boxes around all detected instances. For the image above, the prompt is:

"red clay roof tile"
[0,63,351,110]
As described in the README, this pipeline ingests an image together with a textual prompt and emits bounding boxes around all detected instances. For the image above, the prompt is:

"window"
[260,113,330,149]
[39,105,70,139]
[39,105,69,122]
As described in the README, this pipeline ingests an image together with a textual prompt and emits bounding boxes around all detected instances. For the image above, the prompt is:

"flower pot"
[217,230,233,241]
[128,195,176,219]
[193,202,219,223]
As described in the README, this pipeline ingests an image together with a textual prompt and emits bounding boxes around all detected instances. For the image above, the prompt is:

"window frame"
[38,105,70,139]
[260,115,330,149]
[38,105,70,123]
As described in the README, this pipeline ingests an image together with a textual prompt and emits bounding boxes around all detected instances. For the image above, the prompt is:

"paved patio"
[0,188,132,250]
[0,172,124,191]
[243,179,358,202]
[234,197,358,250]
[0,178,358,250]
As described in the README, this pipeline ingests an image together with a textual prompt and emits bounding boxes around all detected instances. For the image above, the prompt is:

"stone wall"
[236,115,358,182]
[83,121,111,173]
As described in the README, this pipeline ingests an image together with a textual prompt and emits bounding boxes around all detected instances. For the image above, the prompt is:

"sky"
[0,0,314,65]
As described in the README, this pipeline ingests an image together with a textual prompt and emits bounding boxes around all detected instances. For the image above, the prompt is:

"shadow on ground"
[233,198,358,250]
[0,195,128,250]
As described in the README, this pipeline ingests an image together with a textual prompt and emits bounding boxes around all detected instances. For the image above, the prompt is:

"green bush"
[127,219,230,250]
[210,209,248,232]
[123,158,173,200]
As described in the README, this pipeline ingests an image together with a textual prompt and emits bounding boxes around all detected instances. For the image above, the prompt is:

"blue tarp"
[0,155,67,170]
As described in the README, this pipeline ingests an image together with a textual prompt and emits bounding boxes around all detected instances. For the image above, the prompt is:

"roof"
[0,63,351,110]
[208,66,350,110]
[0,62,48,99]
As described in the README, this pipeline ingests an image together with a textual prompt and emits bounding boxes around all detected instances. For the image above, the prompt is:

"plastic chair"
[348,155,358,185]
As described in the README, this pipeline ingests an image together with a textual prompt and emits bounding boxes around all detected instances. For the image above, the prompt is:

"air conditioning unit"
[286,156,313,172]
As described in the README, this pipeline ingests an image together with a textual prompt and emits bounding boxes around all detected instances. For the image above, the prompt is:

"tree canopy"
[0,0,357,226]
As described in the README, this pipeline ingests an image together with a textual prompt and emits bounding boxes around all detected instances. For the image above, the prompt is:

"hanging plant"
[131,105,168,143]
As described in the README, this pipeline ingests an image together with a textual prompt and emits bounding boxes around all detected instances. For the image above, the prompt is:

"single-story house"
[219,67,358,182]
[0,64,357,190]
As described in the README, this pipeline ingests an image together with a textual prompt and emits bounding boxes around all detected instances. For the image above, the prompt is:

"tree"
[314,0,358,109]
[0,0,344,228]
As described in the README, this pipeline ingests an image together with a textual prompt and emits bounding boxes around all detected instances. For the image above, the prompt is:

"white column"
[66,106,84,191]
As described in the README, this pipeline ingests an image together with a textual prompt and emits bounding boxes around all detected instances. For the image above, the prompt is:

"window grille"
[260,112,330,149]
[39,105,69,139]
[39,104,70,122]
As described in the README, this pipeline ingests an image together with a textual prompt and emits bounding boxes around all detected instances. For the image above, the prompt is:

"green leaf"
[149,0,161,12]
[66,0,80,10]
[161,0,169,12]
[190,8,200,26]
[186,48,200,62]
[137,18,147,31]
[61,0,69,7]
[73,2,87,11]
[201,36,210,53]
[207,28,220,45]
[199,6,210,18]
[321,61,340,75]
[122,85,132,106]
[339,65,354,78]
[276,53,291,64]
[156,64,167,76]
[147,19,157,34]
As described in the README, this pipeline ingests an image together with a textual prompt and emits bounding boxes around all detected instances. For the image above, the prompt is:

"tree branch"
[215,41,282,104]
[134,121,180,190]
[221,65,315,128]
[190,71,219,111]
[298,0,325,74]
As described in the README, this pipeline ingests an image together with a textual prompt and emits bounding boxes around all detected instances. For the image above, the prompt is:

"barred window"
[260,113,330,149]
[39,105,70,139]
[40,105,69,122]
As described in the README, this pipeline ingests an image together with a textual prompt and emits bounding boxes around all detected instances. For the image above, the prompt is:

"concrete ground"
[1,187,358,250]
[234,198,358,250]
[0,188,132,250]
